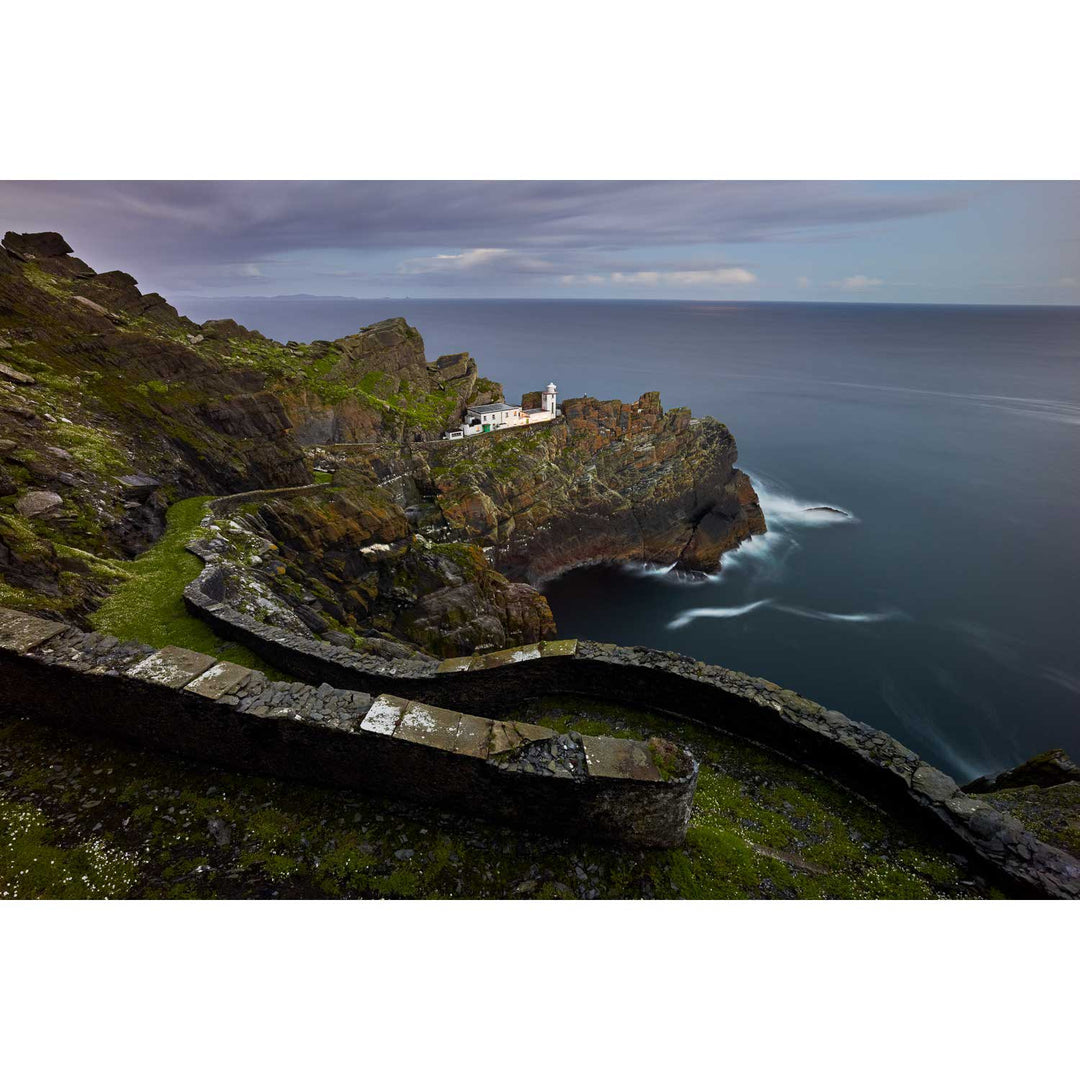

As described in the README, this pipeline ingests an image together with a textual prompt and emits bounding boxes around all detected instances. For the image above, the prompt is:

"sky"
[1,180,1077,306]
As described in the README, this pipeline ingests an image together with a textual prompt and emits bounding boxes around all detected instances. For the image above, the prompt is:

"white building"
[463,402,524,435]
[444,382,557,439]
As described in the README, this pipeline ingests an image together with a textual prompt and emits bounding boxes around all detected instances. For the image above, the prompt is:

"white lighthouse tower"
[542,382,557,416]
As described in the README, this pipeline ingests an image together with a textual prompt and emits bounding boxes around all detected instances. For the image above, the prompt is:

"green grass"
[89,496,282,676]
[0,798,140,899]
[52,422,131,474]
[502,696,977,900]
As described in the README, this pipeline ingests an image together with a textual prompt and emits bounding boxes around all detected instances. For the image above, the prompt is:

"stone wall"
[180,563,1080,899]
[204,482,332,517]
[0,607,698,848]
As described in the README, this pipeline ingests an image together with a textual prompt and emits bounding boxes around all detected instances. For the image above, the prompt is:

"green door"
[483,424,491,432]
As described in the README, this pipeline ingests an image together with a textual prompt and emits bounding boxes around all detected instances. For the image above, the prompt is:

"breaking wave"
[667,599,906,630]
[750,473,859,527]
[621,562,720,587]
[667,600,772,629]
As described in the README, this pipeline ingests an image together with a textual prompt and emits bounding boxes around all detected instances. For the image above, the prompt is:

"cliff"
[1,228,763,654]
[203,484,554,659]
[0,232,309,617]
[277,328,504,444]
[329,391,766,583]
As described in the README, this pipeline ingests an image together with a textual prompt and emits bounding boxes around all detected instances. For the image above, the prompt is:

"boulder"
[429,352,472,382]
[94,270,139,290]
[116,474,162,500]
[16,490,63,518]
[2,231,74,259]
[200,318,267,343]
[0,361,35,385]
[72,295,111,318]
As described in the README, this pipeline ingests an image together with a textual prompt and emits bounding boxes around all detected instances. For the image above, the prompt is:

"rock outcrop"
[963,748,1080,861]
[276,320,501,444]
[333,391,766,583]
[202,486,555,659]
[963,748,1080,794]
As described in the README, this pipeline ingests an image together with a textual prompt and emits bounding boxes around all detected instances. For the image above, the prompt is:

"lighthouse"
[542,382,557,416]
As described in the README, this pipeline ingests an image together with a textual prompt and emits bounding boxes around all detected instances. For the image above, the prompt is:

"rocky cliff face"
[205,486,555,658]
[279,326,503,444]
[0,231,310,617]
[329,391,766,584]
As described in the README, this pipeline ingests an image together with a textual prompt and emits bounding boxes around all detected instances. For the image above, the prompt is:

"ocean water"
[180,297,1080,782]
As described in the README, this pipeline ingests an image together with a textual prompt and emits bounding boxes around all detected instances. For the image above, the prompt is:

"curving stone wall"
[180,562,1080,899]
[202,481,332,517]
[0,606,697,848]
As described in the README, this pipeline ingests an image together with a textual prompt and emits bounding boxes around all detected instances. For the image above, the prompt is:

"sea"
[179,297,1080,782]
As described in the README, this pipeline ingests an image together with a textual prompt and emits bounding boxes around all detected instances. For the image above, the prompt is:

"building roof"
[467,402,515,416]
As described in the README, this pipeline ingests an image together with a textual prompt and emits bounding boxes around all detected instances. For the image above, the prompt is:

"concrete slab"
[394,701,462,753]
[360,694,409,736]
[435,655,473,674]
[490,719,557,756]
[184,661,254,700]
[0,607,66,654]
[454,714,493,759]
[473,643,543,669]
[541,638,578,658]
[127,645,217,689]
[581,735,663,782]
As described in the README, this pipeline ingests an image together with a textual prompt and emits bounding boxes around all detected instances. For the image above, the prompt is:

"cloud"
[564,267,756,288]
[833,274,883,290]
[402,248,508,271]
[0,180,973,269]
[17,179,1067,300]
[397,247,560,278]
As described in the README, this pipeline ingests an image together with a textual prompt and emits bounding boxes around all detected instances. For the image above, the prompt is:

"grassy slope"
[87,496,282,676]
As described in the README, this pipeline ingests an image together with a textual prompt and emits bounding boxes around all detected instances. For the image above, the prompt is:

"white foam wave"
[668,598,905,630]
[666,600,772,630]
[750,476,858,527]
[621,562,718,587]
[623,561,678,578]
[775,604,908,624]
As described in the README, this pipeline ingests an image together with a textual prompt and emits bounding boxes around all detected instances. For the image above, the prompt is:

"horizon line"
[172,294,1080,310]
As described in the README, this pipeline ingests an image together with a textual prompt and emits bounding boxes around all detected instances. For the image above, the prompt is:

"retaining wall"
[180,561,1080,899]
[204,481,333,517]
[0,606,697,848]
